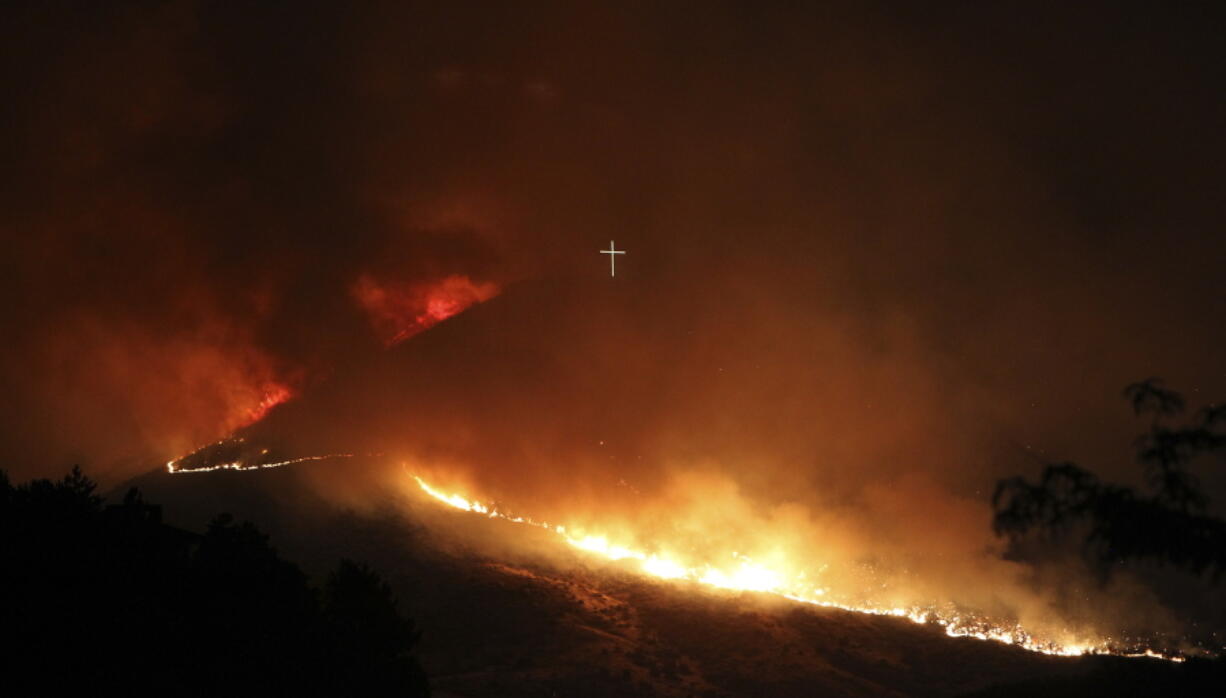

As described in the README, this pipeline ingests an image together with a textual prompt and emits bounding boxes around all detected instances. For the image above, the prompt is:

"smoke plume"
[3,0,1225,647]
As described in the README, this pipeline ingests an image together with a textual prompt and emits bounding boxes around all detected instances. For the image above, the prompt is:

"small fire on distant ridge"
[352,273,500,347]
[238,382,295,429]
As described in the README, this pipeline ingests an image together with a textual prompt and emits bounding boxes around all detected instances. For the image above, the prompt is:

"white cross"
[600,240,626,277]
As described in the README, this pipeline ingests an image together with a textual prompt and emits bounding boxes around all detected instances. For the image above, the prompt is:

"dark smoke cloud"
[3,0,1225,643]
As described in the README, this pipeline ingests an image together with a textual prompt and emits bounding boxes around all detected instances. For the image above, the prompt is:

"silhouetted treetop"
[994,380,1226,583]
[0,466,430,697]
[1124,378,1186,418]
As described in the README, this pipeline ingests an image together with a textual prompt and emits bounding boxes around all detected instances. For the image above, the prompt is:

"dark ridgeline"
[993,380,1226,583]
[0,468,429,697]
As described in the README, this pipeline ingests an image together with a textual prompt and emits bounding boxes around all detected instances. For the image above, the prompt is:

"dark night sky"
[2,0,1225,642]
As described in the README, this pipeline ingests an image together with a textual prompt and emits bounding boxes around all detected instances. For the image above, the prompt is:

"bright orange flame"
[410,475,1188,662]
[352,273,500,347]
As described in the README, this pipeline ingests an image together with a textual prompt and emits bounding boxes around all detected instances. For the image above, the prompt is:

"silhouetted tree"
[323,559,429,697]
[0,467,429,697]
[993,380,1226,582]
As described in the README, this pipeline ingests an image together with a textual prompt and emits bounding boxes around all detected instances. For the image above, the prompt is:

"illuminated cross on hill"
[600,240,626,277]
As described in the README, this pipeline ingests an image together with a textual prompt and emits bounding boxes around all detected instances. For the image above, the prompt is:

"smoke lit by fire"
[5,2,1225,675]
[410,474,1184,663]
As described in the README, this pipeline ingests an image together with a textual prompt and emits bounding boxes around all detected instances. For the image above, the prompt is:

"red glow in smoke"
[352,274,500,346]
[239,382,295,428]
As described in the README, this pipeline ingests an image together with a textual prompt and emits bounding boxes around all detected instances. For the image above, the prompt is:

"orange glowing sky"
[2,0,1225,655]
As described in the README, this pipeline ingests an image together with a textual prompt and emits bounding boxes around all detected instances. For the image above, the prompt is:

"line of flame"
[412,475,1188,662]
[167,447,354,474]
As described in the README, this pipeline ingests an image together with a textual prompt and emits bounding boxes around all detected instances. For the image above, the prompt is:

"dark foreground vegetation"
[5,377,1225,698]
[995,380,1226,581]
[0,467,428,697]
[962,654,1226,698]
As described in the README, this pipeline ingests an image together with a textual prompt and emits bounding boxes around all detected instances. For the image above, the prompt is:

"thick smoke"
[3,1,1225,645]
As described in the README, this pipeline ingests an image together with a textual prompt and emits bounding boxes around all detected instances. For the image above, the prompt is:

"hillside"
[123,461,1214,698]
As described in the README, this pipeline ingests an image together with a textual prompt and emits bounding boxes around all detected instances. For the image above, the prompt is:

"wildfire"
[167,452,353,474]
[411,475,1189,662]
[352,273,500,347]
[165,437,353,474]
[238,382,295,428]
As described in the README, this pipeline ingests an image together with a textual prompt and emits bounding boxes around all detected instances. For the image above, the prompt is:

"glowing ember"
[411,475,1188,662]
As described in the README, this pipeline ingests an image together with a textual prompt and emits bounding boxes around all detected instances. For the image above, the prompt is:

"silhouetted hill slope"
[120,462,1223,697]
[3,467,428,697]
